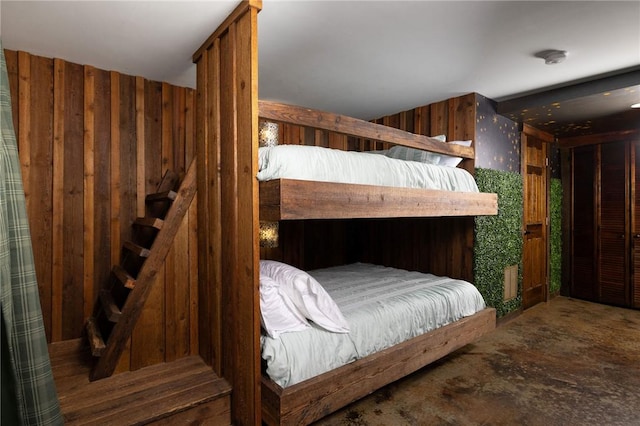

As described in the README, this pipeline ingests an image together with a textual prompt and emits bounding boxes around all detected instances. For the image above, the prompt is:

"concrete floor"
[314,297,640,426]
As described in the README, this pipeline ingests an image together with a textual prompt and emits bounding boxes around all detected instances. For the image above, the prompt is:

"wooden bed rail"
[258,100,475,159]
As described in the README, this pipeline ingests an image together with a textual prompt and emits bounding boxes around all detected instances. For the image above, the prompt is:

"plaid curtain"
[0,41,63,425]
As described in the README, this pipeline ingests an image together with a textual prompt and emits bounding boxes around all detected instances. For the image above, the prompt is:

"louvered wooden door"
[633,142,640,308]
[570,139,638,309]
[598,142,629,305]
[571,145,597,301]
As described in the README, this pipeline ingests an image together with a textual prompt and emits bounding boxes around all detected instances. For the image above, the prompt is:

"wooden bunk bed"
[193,1,498,425]
[256,101,497,425]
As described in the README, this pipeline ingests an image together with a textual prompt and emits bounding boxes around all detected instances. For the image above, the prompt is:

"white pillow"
[386,146,440,165]
[384,134,446,165]
[439,140,472,167]
[260,260,350,333]
[260,275,310,339]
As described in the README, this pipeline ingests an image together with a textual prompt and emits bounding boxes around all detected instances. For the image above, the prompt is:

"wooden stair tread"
[145,190,177,203]
[49,340,231,426]
[85,317,105,357]
[133,216,164,230]
[123,241,151,258]
[112,264,136,289]
[99,289,121,322]
[156,169,180,193]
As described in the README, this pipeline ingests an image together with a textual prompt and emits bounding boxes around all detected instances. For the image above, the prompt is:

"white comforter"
[257,145,479,192]
[261,263,486,388]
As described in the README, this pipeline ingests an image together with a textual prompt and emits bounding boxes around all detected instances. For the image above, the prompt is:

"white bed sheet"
[257,145,479,193]
[260,263,486,388]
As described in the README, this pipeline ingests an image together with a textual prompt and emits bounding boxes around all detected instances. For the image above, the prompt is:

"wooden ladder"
[86,159,197,381]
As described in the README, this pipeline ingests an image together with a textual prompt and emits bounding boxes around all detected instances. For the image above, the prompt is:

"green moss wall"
[474,168,523,317]
[550,178,562,295]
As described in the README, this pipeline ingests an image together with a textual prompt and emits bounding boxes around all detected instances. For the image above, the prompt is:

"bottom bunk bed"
[259,262,496,425]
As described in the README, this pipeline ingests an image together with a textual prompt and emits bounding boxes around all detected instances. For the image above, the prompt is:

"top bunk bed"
[258,100,498,220]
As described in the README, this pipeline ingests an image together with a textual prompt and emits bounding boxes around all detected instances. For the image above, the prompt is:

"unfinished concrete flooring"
[314,297,640,426]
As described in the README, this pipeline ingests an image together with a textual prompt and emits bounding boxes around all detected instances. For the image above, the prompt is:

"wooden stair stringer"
[89,158,197,381]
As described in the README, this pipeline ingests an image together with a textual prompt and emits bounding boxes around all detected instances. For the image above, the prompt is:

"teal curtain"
[0,41,63,425]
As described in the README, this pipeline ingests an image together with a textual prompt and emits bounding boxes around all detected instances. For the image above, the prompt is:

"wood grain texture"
[260,94,486,297]
[52,58,65,341]
[48,339,231,426]
[260,179,498,221]
[83,65,96,323]
[259,100,475,159]
[91,159,197,380]
[6,50,198,371]
[29,54,54,340]
[194,2,261,424]
[262,308,496,426]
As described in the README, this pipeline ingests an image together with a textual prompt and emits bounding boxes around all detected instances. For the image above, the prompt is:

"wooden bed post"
[194,1,262,424]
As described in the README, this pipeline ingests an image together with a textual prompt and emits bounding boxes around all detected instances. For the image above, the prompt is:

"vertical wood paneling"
[110,71,121,267]
[414,105,429,136]
[52,59,65,341]
[189,195,199,355]
[29,55,54,340]
[62,60,84,340]
[119,74,137,259]
[162,82,174,174]
[164,84,191,362]
[135,76,146,217]
[194,1,261,423]
[162,82,177,363]
[173,86,186,173]
[5,49,198,371]
[83,66,96,322]
[219,20,238,383]
[430,101,447,136]
[131,79,165,370]
[17,51,31,210]
[93,68,112,318]
[236,9,261,421]
[185,90,196,165]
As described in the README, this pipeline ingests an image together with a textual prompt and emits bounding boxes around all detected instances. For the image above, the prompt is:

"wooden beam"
[260,179,498,221]
[259,100,475,159]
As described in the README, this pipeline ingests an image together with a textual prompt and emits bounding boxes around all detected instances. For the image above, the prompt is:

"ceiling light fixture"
[632,103,640,109]
[534,49,568,65]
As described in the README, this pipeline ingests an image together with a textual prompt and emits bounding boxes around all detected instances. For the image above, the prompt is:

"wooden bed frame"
[193,2,499,424]
[258,100,498,221]
[261,307,496,425]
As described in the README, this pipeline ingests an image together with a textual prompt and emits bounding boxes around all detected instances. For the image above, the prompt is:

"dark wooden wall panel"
[194,1,262,423]
[62,60,85,341]
[5,49,198,372]
[19,53,55,340]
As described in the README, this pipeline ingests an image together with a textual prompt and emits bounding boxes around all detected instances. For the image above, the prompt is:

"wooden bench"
[49,339,231,425]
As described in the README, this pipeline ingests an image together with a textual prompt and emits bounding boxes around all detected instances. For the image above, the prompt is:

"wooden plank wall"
[261,93,479,281]
[4,49,198,372]
[193,1,262,424]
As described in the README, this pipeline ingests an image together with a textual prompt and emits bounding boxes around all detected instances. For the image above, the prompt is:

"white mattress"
[257,145,479,192]
[260,263,486,388]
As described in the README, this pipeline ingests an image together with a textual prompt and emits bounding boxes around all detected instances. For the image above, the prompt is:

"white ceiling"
[2,1,639,127]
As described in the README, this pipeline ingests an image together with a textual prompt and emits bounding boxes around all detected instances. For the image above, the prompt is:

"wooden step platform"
[49,339,231,425]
